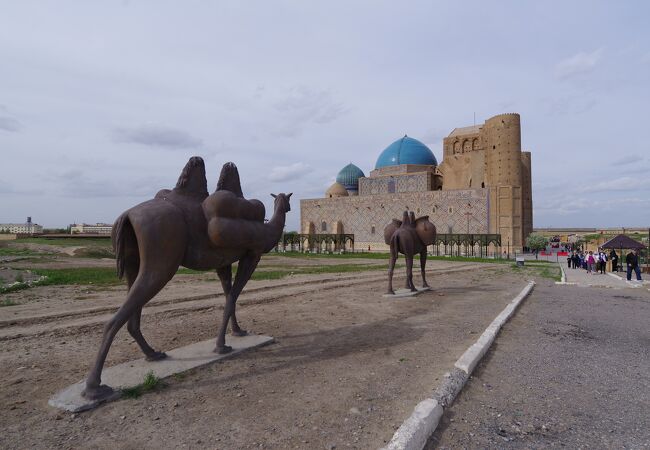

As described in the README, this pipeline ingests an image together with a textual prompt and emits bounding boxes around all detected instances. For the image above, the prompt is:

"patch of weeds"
[73,247,115,259]
[0,298,18,307]
[121,371,163,399]
[250,270,290,280]
[509,263,561,282]
[0,247,48,257]
[18,237,112,247]
[1,275,48,295]
[32,268,122,287]
[398,358,408,363]
[537,265,562,282]
[14,273,24,283]
[172,373,187,381]
[276,251,390,260]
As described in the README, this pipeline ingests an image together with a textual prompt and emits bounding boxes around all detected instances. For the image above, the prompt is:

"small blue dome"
[336,163,365,191]
[375,135,438,169]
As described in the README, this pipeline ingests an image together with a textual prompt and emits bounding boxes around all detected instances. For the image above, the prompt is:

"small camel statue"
[82,157,291,401]
[384,211,437,295]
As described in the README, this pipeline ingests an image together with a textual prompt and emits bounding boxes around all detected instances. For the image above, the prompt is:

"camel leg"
[420,249,430,288]
[127,306,167,361]
[405,254,416,292]
[83,268,176,400]
[217,265,247,337]
[122,262,166,361]
[387,246,398,295]
[215,253,261,354]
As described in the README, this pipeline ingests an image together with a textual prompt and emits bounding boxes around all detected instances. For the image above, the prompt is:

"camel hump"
[216,162,244,198]
[415,216,437,246]
[202,190,265,222]
[383,219,402,245]
[173,156,208,198]
[154,188,172,199]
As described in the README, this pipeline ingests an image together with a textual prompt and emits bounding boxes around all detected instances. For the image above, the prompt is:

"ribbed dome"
[375,135,438,169]
[336,163,365,192]
[325,182,349,198]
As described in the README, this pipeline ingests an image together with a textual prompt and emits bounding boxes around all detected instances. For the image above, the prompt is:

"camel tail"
[112,212,131,280]
[390,233,400,255]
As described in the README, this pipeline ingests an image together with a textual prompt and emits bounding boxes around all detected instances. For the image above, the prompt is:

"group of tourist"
[568,250,611,274]
[567,248,643,281]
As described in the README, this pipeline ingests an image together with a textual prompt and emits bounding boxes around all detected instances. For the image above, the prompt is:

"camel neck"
[268,204,286,231]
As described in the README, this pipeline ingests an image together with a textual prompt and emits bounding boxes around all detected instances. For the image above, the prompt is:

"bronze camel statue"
[384,211,437,295]
[83,157,291,401]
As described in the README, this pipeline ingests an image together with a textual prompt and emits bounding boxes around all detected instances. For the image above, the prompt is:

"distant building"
[70,223,113,235]
[301,113,533,252]
[0,217,43,234]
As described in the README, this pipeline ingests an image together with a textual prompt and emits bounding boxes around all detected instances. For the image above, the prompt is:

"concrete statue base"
[49,334,274,413]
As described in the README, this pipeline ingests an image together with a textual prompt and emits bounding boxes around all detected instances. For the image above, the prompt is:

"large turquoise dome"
[375,135,438,169]
[336,163,365,193]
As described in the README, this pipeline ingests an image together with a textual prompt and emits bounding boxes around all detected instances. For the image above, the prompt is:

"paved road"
[563,260,649,290]
[428,281,650,449]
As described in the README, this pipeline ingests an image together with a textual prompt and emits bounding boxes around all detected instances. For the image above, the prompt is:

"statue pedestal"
[49,334,274,413]
[382,286,432,298]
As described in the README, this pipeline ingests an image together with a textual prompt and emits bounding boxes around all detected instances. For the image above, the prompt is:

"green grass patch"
[16,237,112,247]
[427,255,509,264]
[0,298,18,306]
[511,263,561,282]
[0,247,52,257]
[275,251,390,260]
[32,268,122,287]
[73,247,115,259]
[273,251,518,264]
[121,371,163,399]
[0,282,40,296]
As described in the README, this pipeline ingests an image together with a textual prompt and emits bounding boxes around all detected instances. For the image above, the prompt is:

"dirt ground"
[0,254,544,449]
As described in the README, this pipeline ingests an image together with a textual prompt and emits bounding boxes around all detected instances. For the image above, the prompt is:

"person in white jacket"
[593,252,601,274]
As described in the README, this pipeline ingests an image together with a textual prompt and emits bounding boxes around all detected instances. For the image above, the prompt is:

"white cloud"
[0,117,21,132]
[577,176,650,194]
[112,124,203,149]
[268,162,311,182]
[555,48,603,79]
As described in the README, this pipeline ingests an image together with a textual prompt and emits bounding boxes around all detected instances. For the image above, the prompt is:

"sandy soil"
[0,257,537,450]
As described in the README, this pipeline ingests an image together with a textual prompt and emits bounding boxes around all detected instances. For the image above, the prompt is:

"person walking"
[626,249,643,281]
[586,251,595,274]
[599,250,607,274]
[610,249,619,272]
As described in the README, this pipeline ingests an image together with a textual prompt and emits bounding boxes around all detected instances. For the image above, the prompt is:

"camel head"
[174,156,208,197]
[271,193,292,213]
[216,162,244,198]
[414,216,437,246]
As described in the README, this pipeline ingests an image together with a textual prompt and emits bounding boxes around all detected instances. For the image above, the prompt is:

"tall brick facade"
[301,113,533,251]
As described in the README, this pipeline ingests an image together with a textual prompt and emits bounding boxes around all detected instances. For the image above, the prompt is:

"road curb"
[381,281,536,450]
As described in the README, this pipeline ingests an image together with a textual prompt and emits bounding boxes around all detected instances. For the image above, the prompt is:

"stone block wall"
[301,189,489,250]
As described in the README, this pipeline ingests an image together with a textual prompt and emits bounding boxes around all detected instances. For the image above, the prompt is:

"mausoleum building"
[300,113,533,251]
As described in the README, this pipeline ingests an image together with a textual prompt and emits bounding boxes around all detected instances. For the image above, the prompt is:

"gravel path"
[428,281,650,449]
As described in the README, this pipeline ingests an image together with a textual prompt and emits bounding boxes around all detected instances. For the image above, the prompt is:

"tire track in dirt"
[0,265,479,341]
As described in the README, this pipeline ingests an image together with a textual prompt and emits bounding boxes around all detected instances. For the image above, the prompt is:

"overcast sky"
[1,0,649,231]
